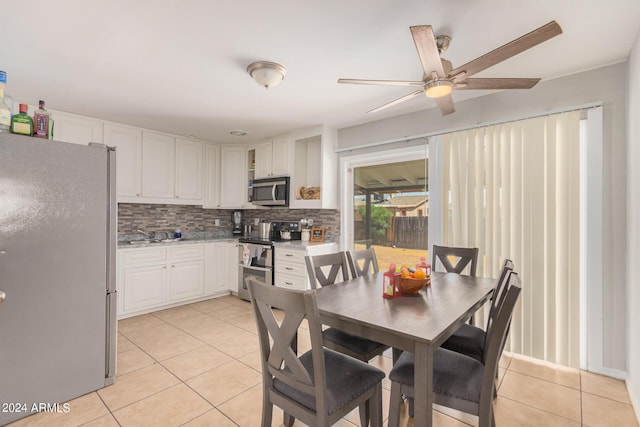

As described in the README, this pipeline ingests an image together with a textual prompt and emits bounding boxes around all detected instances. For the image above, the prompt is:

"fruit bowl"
[399,277,429,294]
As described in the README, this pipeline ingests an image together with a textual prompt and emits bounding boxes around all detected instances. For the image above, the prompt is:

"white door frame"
[339,144,429,251]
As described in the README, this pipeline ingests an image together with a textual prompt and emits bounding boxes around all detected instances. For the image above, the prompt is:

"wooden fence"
[354,216,428,249]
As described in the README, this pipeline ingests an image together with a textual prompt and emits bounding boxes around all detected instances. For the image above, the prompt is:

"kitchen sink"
[128,238,183,245]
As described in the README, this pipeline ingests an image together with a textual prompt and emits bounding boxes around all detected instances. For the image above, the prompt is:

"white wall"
[626,27,640,417]
[338,63,629,372]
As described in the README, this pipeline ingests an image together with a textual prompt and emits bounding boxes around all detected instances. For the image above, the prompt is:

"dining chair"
[246,278,384,427]
[346,247,379,278]
[440,259,515,362]
[305,252,351,288]
[431,244,479,276]
[387,271,522,427]
[304,253,389,362]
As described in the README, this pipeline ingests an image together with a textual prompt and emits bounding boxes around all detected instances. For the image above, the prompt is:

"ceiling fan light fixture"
[247,61,287,89]
[424,79,453,98]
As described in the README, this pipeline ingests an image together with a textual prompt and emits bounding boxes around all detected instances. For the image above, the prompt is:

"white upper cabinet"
[104,124,142,198]
[175,138,204,201]
[203,144,220,208]
[142,132,175,199]
[50,110,103,145]
[219,146,247,208]
[254,136,292,179]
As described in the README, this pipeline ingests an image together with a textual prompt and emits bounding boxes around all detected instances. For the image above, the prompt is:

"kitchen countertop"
[117,236,239,249]
[118,235,337,249]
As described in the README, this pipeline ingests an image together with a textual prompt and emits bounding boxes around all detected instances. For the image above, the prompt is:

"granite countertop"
[272,240,337,250]
[117,235,239,249]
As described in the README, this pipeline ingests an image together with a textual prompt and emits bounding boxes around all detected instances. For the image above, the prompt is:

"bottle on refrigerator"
[10,104,33,136]
[34,100,54,139]
[0,71,11,133]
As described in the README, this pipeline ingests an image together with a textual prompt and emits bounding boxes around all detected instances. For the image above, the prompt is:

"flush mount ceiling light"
[247,61,287,89]
[424,79,453,98]
[230,129,248,137]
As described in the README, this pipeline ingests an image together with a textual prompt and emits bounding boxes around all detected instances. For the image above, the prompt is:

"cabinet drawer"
[275,261,306,277]
[274,274,308,291]
[122,247,167,266]
[275,248,305,264]
[169,244,205,260]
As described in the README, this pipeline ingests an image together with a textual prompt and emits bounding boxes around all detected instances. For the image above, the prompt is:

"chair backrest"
[483,259,514,338]
[479,271,521,410]
[246,278,330,417]
[432,245,479,276]
[304,252,350,289]
[346,247,379,278]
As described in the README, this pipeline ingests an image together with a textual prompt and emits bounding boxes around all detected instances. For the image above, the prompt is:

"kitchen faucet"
[136,229,155,239]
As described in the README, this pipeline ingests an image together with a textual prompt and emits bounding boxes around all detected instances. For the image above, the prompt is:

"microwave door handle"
[272,184,277,201]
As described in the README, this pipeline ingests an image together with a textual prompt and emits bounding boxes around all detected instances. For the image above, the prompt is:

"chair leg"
[359,401,369,426]
[261,400,273,427]
[283,411,294,427]
[392,347,402,364]
[388,382,403,427]
[369,383,383,427]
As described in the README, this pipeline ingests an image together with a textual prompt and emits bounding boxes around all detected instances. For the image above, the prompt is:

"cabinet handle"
[163,266,167,269]
[171,265,175,268]
[285,282,293,286]
[285,254,293,257]
[175,195,180,198]
[285,267,294,270]
[136,193,140,196]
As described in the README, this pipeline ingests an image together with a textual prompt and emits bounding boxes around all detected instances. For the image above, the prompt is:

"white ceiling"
[2,1,639,144]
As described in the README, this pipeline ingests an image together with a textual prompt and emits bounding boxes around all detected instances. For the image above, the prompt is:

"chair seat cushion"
[440,323,485,361]
[322,327,389,361]
[273,347,385,415]
[389,348,484,415]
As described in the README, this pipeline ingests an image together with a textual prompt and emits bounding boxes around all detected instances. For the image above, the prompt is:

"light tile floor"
[8,295,639,427]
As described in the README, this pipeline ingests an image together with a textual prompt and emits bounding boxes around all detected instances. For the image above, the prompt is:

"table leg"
[413,342,433,427]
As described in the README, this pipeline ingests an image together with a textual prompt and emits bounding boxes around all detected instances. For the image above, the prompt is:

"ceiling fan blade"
[448,21,562,79]
[367,90,423,114]
[435,94,455,115]
[457,77,541,90]
[410,25,446,78]
[338,78,425,87]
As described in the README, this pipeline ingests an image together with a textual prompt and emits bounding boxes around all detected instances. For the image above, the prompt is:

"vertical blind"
[440,111,581,367]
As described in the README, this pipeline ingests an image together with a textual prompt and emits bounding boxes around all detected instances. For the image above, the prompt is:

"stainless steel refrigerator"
[0,133,116,425]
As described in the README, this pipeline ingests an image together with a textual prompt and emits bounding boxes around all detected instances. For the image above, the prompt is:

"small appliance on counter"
[272,221,302,241]
[232,210,242,235]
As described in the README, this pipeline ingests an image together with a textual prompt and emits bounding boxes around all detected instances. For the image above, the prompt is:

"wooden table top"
[314,271,496,349]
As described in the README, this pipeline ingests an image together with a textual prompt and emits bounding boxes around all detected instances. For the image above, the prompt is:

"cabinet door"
[122,264,166,313]
[254,141,272,179]
[203,144,220,208]
[169,260,205,302]
[104,124,142,198]
[271,137,291,177]
[53,111,103,145]
[175,138,203,201]
[219,146,247,208]
[142,132,175,198]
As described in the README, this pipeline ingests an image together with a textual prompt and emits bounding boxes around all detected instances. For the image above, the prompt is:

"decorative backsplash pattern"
[118,204,340,240]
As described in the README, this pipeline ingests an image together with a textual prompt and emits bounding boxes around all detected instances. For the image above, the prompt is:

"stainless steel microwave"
[252,176,290,207]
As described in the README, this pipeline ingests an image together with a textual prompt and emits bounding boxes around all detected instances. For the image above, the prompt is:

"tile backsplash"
[118,204,340,240]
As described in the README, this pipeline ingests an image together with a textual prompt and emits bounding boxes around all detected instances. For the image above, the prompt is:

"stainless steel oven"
[238,241,273,301]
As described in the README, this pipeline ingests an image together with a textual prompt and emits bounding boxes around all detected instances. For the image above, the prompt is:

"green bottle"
[10,103,33,136]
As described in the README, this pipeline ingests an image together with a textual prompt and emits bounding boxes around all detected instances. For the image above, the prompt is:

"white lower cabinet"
[118,243,210,318]
[274,243,337,291]
[206,241,239,295]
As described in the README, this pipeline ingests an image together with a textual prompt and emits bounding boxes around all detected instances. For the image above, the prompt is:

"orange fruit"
[414,269,426,279]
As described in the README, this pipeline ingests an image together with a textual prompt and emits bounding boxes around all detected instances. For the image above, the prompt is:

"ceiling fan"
[338,21,562,116]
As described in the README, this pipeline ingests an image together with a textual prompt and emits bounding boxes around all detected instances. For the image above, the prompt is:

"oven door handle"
[239,264,272,272]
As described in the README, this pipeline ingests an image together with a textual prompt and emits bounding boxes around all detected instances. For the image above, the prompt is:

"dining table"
[314,271,496,427]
